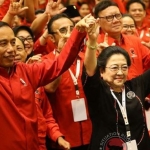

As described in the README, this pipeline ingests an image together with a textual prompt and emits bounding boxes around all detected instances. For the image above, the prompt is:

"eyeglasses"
[99,13,122,22]
[17,36,33,43]
[105,65,128,72]
[51,26,74,35]
[122,24,136,30]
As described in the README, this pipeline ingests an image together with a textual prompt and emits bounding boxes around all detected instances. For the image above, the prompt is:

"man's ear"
[49,34,56,43]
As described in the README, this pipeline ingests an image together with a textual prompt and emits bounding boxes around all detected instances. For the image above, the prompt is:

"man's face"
[128,3,146,24]
[98,6,122,36]
[50,18,74,46]
[0,26,16,68]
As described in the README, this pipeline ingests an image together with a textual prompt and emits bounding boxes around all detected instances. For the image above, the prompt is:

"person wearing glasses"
[94,0,150,80]
[43,13,92,150]
[82,28,150,149]
[13,25,35,59]
[121,14,138,36]
[0,14,93,149]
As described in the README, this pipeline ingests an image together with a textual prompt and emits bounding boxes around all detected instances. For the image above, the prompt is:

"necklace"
[113,86,146,145]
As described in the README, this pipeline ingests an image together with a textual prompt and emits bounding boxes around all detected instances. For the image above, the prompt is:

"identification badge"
[123,140,138,150]
[71,98,87,122]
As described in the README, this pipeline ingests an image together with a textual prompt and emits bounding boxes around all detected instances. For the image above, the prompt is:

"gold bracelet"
[86,41,98,50]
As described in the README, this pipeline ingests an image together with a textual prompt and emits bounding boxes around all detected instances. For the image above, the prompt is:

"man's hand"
[57,137,70,150]
[8,0,28,16]
[75,14,95,32]
[44,0,66,18]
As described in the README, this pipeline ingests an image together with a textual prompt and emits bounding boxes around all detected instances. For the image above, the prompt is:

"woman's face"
[15,38,27,63]
[121,16,137,36]
[16,30,34,56]
[79,4,90,18]
[101,54,128,91]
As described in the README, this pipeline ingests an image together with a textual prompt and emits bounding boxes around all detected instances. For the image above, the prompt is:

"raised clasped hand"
[75,14,96,33]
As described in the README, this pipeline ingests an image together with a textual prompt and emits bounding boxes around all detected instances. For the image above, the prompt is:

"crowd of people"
[0,0,150,150]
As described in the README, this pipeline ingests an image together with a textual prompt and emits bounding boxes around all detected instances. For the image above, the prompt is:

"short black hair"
[97,46,131,71]
[94,0,119,18]
[13,25,34,40]
[0,21,10,28]
[47,13,75,34]
[35,9,45,15]
[126,0,146,12]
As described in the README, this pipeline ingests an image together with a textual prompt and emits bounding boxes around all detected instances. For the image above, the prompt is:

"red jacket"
[34,38,56,55]
[0,29,86,150]
[97,32,150,79]
[44,51,92,148]
[35,87,63,150]
[136,22,150,43]
[0,0,10,20]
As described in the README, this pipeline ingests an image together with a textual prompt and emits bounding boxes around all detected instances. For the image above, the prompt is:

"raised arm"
[24,0,36,23]
[84,17,100,76]
[2,0,28,25]
[30,0,66,37]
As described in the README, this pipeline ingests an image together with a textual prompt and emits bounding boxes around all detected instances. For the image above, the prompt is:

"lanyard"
[69,59,80,97]
[110,88,131,139]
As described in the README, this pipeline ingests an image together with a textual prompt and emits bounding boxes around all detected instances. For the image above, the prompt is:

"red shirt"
[34,38,56,55]
[44,51,92,148]
[97,32,150,79]
[0,29,86,150]
[35,87,63,150]
[0,0,10,20]
[136,22,150,44]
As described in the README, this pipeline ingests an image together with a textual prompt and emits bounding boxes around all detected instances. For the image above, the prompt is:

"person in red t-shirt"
[43,13,92,150]
[126,0,150,49]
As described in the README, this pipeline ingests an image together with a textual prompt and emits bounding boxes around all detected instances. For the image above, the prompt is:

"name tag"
[123,140,138,150]
[71,98,87,122]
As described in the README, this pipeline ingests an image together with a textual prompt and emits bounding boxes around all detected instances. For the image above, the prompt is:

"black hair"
[122,13,136,26]
[126,0,146,12]
[47,13,75,34]
[35,9,45,15]
[94,0,119,18]
[0,21,10,28]
[97,46,131,71]
[13,25,34,40]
